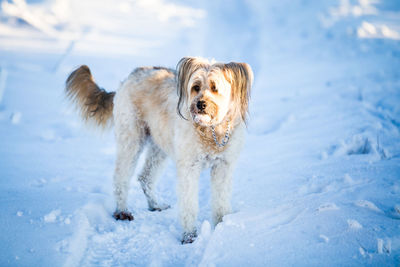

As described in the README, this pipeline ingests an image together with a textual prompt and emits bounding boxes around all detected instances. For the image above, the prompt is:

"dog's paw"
[113,211,134,221]
[181,231,197,244]
[149,203,170,212]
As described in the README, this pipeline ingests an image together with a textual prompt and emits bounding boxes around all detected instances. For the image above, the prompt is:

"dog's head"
[176,57,253,126]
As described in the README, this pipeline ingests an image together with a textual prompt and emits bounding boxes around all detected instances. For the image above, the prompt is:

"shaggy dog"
[65,57,253,243]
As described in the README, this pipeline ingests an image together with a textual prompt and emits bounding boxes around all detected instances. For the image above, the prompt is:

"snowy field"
[1,0,400,266]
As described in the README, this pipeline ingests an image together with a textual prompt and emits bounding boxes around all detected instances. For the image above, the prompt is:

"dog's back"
[65,65,176,131]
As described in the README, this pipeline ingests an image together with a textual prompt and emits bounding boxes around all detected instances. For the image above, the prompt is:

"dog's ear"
[176,57,192,119]
[223,62,253,124]
[176,57,208,119]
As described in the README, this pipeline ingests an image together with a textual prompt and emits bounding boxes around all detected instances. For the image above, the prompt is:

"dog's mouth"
[190,102,215,126]
[193,113,211,125]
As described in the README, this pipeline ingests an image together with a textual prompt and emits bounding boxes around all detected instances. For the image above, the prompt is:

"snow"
[319,234,330,243]
[43,209,61,223]
[1,0,400,266]
[355,199,383,213]
[10,111,21,124]
[347,219,363,229]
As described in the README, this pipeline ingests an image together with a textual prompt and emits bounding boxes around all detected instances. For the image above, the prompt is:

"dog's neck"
[193,115,238,152]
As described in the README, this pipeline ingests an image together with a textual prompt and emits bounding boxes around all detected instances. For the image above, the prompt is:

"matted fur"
[65,58,253,244]
[65,65,115,128]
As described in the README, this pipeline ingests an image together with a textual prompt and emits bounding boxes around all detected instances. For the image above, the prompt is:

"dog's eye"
[192,85,200,92]
[211,84,218,93]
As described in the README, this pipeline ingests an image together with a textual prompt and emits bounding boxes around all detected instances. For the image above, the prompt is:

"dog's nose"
[197,100,206,111]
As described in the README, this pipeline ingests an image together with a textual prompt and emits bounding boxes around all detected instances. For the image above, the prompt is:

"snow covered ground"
[1,0,400,266]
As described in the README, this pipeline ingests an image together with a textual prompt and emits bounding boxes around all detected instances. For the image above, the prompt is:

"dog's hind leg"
[112,92,145,221]
[138,142,169,211]
[112,125,145,220]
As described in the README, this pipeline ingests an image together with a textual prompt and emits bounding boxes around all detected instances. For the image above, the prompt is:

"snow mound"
[327,133,389,159]
[317,203,340,212]
[347,219,363,230]
[44,209,61,223]
[355,200,383,213]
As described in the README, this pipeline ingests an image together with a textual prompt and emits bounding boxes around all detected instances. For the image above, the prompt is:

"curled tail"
[65,65,115,128]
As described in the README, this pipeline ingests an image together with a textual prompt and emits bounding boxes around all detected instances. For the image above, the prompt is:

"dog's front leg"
[210,160,234,226]
[177,160,201,244]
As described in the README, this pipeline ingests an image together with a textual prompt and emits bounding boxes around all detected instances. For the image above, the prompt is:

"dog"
[65,57,253,244]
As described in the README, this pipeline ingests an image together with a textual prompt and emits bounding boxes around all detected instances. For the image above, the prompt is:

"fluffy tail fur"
[65,65,115,128]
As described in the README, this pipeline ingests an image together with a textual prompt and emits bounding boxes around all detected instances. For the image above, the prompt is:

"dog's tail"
[65,65,115,129]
